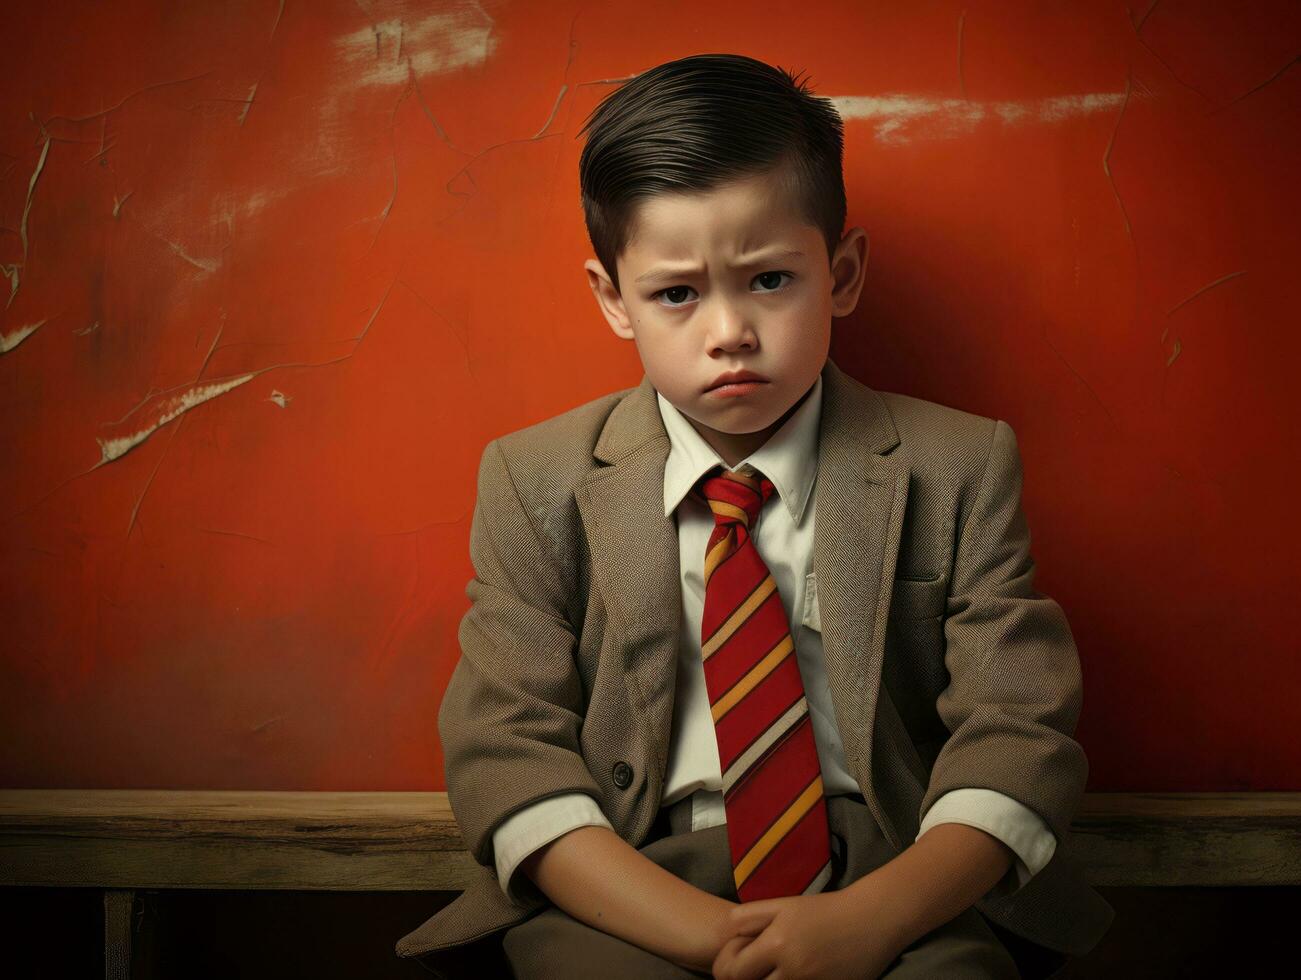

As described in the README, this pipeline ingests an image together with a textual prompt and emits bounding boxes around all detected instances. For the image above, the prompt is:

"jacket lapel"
[575,374,682,800]
[574,358,910,849]
[814,358,911,850]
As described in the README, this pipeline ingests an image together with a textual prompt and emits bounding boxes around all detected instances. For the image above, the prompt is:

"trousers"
[500,792,1064,979]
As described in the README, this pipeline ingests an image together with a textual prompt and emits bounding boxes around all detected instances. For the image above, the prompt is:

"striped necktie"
[696,462,833,901]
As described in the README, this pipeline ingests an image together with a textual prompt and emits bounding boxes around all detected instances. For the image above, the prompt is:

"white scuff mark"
[830,92,1127,144]
[268,389,291,408]
[335,2,497,89]
[158,235,221,273]
[96,374,253,464]
[112,190,133,217]
[0,318,47,353]
[238,81,259,126]
[212,184,295,231]
[270,0,285,42]
[242,187,290,214]
[75,320,100,336]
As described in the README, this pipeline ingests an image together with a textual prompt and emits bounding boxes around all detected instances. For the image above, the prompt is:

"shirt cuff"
[916,788,1057,897]
[492,792,614,906]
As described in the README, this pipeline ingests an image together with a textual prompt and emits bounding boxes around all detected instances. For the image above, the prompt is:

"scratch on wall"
[1165,269,1248,318]
[831,91,1127,144]
[1102,74,1135,241]
[957,9,968,101]
[0,318,47,353]
[1159,269,1247,373]
[238,81,259,126]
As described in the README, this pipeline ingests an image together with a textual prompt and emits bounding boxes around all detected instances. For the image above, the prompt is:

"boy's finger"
[728,901,780,936]
[727,929,779,980]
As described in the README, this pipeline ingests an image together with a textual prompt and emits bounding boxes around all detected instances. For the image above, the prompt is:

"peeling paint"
[830,91,1127,143]
[4,136,51,309]
[533,84,568,139]
[0,318,47,353]
[1165,338,1182,366]
[268,389,292,408]
[96,374,254,465]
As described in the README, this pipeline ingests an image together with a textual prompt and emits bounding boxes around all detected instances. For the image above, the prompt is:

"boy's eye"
[659,285,695,307]
[652,271,794,308]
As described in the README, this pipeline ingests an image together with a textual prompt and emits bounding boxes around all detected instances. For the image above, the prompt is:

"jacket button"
[612,761,633,788]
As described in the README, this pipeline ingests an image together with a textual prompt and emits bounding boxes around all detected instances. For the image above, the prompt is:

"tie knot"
[696,463,775,529]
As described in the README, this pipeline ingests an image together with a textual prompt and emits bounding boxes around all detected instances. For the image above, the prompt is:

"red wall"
[2,1,1297,792]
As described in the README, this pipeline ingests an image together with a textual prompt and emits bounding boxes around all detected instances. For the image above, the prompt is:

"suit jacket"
[396,356,1114,962]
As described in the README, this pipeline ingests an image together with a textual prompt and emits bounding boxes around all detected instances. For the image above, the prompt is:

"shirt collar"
[657,373,822,525]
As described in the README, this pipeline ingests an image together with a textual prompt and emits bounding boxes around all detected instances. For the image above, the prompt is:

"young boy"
[397,53,1113,978]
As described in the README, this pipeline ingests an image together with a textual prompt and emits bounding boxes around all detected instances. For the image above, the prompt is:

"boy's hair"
[577,52,847,295]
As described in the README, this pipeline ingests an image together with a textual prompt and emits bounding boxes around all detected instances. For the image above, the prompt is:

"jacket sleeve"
[919,419,1088,847]
[438,438,605,869]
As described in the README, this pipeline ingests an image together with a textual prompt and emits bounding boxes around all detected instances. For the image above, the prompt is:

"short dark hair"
[577,53,847,295]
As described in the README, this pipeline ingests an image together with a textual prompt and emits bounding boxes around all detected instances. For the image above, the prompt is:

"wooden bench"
[3,790,1299,978]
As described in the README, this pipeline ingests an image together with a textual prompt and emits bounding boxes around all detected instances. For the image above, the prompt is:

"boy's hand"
[710,888,907,980]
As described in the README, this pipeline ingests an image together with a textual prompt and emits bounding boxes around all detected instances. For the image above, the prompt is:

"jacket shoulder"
[487,382,633,506]
[877,389,999,463]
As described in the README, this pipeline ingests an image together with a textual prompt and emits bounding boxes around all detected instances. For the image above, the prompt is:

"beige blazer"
[396,357,1114,962]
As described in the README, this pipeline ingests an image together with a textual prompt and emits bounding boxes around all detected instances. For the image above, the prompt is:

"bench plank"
[2,790,1298,890]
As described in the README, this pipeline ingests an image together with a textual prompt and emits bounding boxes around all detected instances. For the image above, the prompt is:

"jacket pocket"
[890,573,948,621]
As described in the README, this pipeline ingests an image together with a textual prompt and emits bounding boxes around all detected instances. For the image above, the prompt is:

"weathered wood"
[1,790,1297,890]
[1068,792,1301,887]
[0,790,475,890]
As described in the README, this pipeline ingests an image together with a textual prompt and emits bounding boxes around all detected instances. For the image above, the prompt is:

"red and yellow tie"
[696,463,833,901]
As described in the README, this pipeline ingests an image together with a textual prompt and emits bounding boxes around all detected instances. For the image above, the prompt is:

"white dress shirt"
[489,374,1056,904]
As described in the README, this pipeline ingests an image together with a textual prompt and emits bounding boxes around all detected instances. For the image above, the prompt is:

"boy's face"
[585,167,868,467]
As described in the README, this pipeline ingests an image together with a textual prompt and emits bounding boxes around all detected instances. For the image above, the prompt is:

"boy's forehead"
[624,172,815,261]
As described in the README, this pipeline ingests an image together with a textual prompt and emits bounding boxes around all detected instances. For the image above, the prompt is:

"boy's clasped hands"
[709,876,910,980]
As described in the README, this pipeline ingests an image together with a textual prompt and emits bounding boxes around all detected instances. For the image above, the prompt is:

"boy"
[397,53,1113,978]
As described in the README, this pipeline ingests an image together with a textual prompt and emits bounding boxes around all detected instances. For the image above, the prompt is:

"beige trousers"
[501,793,1035,979]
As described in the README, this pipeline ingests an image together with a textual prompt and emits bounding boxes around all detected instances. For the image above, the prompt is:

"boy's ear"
[829,226,870,318]
[584,258,635,341]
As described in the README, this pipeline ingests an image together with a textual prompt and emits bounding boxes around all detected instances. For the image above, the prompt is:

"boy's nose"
[707,302,756,351]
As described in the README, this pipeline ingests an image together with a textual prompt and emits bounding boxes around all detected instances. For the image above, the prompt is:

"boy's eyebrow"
[634,248,807,285]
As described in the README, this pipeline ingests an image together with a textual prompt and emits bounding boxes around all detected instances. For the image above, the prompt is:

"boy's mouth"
[705,369,768,392]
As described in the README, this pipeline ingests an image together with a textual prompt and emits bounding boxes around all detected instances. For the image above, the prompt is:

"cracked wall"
[0,0,1297,792]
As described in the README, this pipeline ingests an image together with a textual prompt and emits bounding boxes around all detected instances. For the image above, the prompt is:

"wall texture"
[1,0,1297,792]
